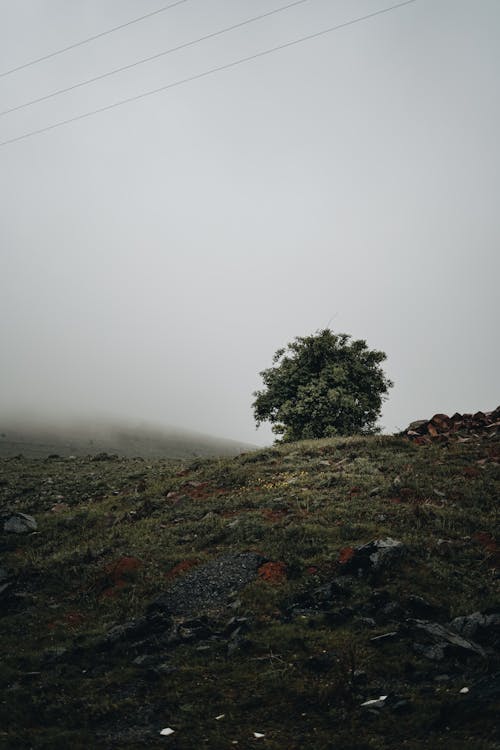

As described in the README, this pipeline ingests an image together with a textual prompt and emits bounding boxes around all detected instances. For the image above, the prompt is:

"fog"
[1,0,499,445]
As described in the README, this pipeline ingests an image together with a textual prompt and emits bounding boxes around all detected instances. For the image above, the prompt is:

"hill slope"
[0,430,499,748]
[0,419,256,459]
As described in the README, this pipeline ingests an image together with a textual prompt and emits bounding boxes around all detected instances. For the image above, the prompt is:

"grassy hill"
[0,430,499,748]
[0,419,256,459]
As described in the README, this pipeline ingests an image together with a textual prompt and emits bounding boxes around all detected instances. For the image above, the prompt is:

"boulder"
[405,619,486,661]
[449,611,500,647]
[3,513,37,534]
[338,538,405,576]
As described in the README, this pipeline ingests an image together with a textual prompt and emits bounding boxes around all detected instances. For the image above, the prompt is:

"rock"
[287,580,350,616]
[356,617,376,629]
[132,654,158,667]
[338,538,405,576]
[3,513,37,533]
[178,616,214,642]
[407,420,428,432]
[102,611,171,648]
[403,595,445,620]
[352,670,368,684]
[404,619,486,661]
[430,414,452,432]
[103,617,150,646]
[449,611,500,647]
[155,662,177,675]
[402,406,500,443]
[379,601,406,621]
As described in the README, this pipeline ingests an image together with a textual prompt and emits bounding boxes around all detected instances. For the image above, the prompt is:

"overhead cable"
[0,0,190,78]
[0,0,419,149]
[0,0,311,117]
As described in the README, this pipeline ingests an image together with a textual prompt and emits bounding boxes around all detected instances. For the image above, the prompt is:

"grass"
[0,433,499,748]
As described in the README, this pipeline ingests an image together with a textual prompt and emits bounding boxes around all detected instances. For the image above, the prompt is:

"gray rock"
[339,538,405,576]
[367,538,405,570]
[449,612,500,646]
[404,595,445,620]
[3,513,37,533]
[406,619,486,660]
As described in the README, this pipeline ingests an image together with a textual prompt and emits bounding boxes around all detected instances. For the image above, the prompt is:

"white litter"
[459,687,470,694]
[215,714,225,720]
[160,727,175,736]
[253,732,266,738]
[361,695,388,707]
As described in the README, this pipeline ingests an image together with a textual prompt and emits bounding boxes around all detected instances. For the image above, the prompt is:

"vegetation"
[0,429,498,749]
[252,330,393,441]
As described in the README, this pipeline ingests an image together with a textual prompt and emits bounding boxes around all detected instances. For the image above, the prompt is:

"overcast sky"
[0,0,499,445]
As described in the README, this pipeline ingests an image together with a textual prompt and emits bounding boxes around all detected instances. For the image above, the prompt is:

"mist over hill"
[0,417,256,459]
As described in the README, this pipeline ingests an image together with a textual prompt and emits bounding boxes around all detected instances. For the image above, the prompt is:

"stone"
[403,595,445,620]
[102,611,171,648]
[3,513,37,533]
[449,612,500,647]
[405,619,486,661]
[338,538,405,576]
[286,581,350,616]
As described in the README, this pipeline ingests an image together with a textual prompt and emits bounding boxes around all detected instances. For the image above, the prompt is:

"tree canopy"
[252,329,393,442]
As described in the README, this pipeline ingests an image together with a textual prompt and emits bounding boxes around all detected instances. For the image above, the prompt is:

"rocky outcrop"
[402,407,500,444]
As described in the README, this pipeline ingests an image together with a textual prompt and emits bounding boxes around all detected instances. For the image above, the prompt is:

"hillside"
[0,420,255,459]
[0,425,499,749]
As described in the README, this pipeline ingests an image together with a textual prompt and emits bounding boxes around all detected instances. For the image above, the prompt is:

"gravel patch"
[149,552,265,616]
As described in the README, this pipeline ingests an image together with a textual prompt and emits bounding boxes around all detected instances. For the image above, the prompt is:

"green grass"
[0,433,499,748]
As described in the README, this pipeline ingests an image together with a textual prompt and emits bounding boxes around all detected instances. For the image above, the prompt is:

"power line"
[0,0,419,149]
[0,0,190,79]
[0,0,311,118]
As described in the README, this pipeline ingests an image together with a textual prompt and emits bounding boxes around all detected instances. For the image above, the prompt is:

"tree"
[252,329,393,442]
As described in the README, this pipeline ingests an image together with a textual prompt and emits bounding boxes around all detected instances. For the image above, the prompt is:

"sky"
[0,0,499,446]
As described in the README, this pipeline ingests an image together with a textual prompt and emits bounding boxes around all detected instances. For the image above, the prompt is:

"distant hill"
[0,419,257,459]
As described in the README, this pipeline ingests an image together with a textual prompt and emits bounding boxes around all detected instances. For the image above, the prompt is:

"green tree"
[252,330,393,442]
